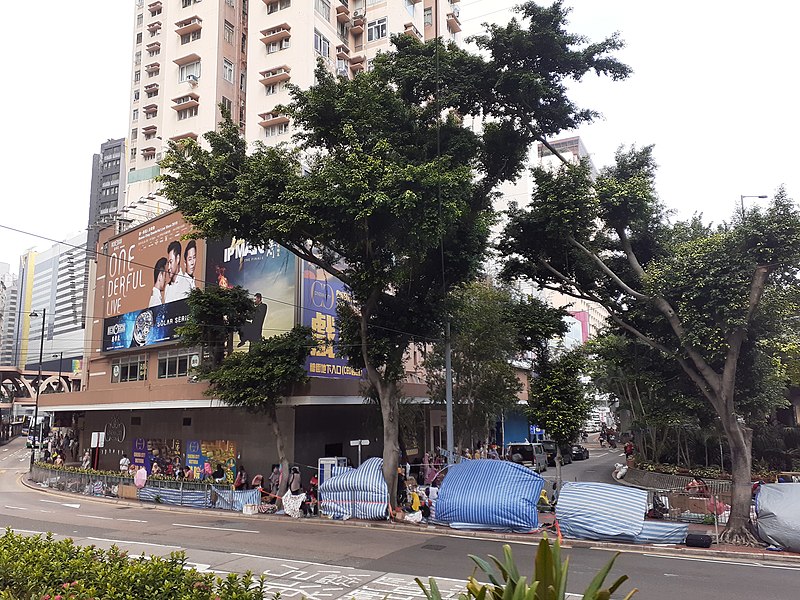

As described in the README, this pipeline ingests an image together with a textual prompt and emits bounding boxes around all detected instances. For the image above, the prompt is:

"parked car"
[541,440,573,466]
[506,442,548,473]
[571,444,590,460]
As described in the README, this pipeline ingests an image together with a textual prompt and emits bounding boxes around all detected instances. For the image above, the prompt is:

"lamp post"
[740,194,768,215]
[52,352,63,393]
[29,309,46,469]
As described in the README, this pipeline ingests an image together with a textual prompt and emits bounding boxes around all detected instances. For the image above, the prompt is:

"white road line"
[87,537,182,549]
[82,515,113,520]
[9,528,45,535]
[174,523,259,534]
[117,518,148,523]
[41,499,81,508]
[232,552,356,569]
[642,553,800,570]
[39,510,54,513]
[4,506,27,510]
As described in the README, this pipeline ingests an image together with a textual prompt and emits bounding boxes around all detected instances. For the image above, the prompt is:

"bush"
[0,530,265,600]
[417,537,637,600]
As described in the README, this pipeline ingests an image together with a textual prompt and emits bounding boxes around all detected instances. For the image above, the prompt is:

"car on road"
[571,444,590,460]
[506,442,548,473]
[541,440,572,466]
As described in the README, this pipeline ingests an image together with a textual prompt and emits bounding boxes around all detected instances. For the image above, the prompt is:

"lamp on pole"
[52,352,63,393]
[29,309,46,468]
[740,194,768,215]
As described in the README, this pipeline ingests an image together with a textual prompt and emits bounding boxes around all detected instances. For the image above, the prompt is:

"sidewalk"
[20,472,800,566]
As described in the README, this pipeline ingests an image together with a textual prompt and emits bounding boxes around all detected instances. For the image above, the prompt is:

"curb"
[18,473,800,567]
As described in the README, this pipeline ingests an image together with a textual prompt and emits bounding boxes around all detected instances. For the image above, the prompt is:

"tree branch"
[567,236,650,300]
[616,227,646,279]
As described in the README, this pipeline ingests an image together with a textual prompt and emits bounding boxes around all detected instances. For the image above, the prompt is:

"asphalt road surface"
[1,438,798,599]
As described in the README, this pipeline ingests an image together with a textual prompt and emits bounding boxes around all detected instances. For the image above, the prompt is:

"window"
[367,17,387,42]
[148,46,160,57]
[157,348,198,379]
[111,355,147,383]
[144,130,156,140]
[131,416,142,426]
[134,70,141,82]
[226,0,235,5]
[281,0,291,7]
[224,21,235,44]
[178,106,198,120]
[147,66,160,77]
[133,89,140,101]
[265,122,289,137]
[179,60,201,82]
[424,7,432,26]
[182,0,193,7]
[150,5,162,16]
[131,128,138,139]
[314,29,330,57]
[146,108,158,119]
[266,40,288,54]
[181,30,201,44]
[137,13,144,26]
[223,58,234,82]
[136,32,143,44]
[405,0,415,15]
[183,417,192,427]
[240,69,246,91]
[264,83,278,95]
[146,87,159,98]
[130,147,137,159]
[314,0,330,20]
[132,108,139,121]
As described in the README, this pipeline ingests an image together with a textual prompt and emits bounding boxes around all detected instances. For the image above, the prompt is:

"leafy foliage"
[0,530,265,600]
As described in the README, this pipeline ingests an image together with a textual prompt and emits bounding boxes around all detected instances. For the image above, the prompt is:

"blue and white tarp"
[435,459,545,532]
[319,457,389,520]
[137,486,211,508]
[757,483,800,551]
[212,487,261,511]
[556,482,687,544]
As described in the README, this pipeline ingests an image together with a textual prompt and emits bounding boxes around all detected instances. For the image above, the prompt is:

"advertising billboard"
[301,262,363,379]
[205,237,297,348]
[101,213,203,351]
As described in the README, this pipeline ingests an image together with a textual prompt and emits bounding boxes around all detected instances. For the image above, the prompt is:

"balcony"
[350,16,364,34]
[260,24,291,46]
[171,93,199,111]
[170,132,198,142]
[146,41,161,52]
[141,147,157,160]
[258,112,289,129]
[141,125,158,135]
[404,22,422,40]
[349,52,365,65]
[147,21,162,33]
[174,53,201,66]
[175,16,202,37]
[143,104,159,115]
[446,11,461,33]
[336,3,350,22]
[148,1,163,14]
[350,61,364,73]
[336,44,350,60]
[144,62,160,73]
[259,66,291,87]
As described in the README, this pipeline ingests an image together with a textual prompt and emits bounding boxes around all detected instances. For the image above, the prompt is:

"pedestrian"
[234,464,249,490]
[81,449,91,470]
[212,463,226,483]
[268,465,281,499]
[624,441,634,458]
[287,466,310,517]
[119,453,131,472]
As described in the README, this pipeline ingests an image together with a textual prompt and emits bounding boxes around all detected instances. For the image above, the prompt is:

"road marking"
[174,523,259,534]
[39,510,53,513]
[643,553,800,570]
[4,505,27,510]
[117,518,148,523]
[592,452,608,458]
[87,537,182,549]
[232,552,356,569]
[40,499,81,509]
[82,515,113,520]
[9,528,45,535]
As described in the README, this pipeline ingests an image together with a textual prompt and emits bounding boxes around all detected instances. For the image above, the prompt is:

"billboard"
[205,237,297,348]
[101,213,203,351]
[301,262,363,379]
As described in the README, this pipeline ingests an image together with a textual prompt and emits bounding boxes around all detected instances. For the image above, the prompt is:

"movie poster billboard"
[301,262,363,379]
[130,437,182,474]
[101,212,204,351]
[205,237,297,348]
[185,439,237,481]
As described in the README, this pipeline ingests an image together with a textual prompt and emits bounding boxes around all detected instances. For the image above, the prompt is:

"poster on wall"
[185,439,238,482]
[205,237,297,349]
[101,212,204,351]
[130,438,183,474]
[301,262,363,379]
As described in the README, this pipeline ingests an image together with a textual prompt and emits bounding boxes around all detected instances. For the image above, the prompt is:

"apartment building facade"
[0,266,18,367]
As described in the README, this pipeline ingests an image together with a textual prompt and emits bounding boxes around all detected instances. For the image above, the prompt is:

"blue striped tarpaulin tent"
[137,486,211,508]
[556,482,687,544]
[318,457,389,520]
[212,487,261,511]
[434,459,545,532]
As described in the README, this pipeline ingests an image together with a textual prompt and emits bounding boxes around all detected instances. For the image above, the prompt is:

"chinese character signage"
[100,212,204,351]
[205,237,297,349]
[301,262,363,379]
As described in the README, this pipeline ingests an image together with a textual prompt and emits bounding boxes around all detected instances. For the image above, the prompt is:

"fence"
[28,465,249,511]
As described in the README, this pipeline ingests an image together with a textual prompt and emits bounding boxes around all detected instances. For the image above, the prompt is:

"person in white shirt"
[164,240,192,302]
[148,257,168,307]
[119,454,131,472]
[183,240,197,291]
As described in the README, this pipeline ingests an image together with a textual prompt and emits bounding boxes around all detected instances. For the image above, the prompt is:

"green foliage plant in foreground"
[417,537,636,600]
[0,530,265,600]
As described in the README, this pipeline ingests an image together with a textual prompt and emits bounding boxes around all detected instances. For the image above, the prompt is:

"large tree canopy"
[159,1,629,503]
[500,143,800,543]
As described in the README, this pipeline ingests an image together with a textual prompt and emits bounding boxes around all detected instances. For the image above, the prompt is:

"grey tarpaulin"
[757,483,800,550]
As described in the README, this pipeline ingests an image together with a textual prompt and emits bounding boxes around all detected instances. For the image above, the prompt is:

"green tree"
[160,3,628,502]
[201,326,316,494]
[501,143,800,543]
[528,347,591,489]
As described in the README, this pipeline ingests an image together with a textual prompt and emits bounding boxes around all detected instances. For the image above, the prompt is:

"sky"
[1,1,799,269]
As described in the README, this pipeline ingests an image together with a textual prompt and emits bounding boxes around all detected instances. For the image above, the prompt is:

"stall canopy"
[757,483,800,551]
[556,482,687,544]
[318,457,389,520]
[434,459,545,532]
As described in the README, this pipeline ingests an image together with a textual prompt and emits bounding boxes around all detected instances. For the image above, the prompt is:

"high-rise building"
[0,264,19,366]
[87,139,126,249]
[13,235,87,371]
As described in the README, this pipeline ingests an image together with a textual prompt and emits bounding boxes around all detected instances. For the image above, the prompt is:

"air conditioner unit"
[186,74,199,83]
[353,9,364,18]
[336,67,349,77]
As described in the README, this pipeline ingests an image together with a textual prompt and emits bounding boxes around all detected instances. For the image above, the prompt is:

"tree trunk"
[719,417,758,545]
[267,405,290,498]
[379,382,400,510]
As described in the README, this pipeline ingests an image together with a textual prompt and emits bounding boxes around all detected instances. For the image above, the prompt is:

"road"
[1,438,798,599]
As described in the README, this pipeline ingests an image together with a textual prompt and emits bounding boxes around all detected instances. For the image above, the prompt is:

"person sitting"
[685,476,709,497]
[151,462,162,476]
[53,454,64,467]
[183,465,194,480]
[212,463,226,483]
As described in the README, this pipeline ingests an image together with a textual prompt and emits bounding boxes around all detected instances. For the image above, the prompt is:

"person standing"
[81,449,91,470]
[119,453,131,472]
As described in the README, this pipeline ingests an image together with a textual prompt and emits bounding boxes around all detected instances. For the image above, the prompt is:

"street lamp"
[29,309,46,468]
[52,352,63,393]
[740,194,768,215]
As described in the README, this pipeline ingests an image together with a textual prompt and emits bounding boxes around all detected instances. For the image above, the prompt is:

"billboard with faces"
[101,212,204,351]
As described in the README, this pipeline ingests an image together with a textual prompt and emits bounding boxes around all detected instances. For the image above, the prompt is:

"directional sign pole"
[350,439,370,466]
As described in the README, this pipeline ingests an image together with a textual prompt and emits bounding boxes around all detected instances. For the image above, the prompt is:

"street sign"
[349,439,370,446]
[90,431,106,448]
